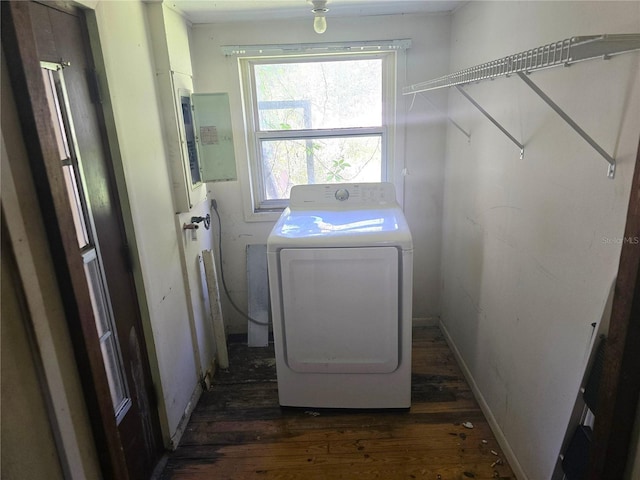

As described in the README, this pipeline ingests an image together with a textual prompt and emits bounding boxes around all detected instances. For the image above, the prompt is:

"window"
[239,48,401,212]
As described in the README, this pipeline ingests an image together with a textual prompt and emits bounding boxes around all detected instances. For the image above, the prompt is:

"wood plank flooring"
[159,326,516,479]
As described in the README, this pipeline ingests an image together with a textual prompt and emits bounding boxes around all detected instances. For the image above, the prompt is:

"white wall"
[441,2,640,479]
[147,1,218,389]
[190,12,451,332]
[1,251,65,480]
[91,0,204,442]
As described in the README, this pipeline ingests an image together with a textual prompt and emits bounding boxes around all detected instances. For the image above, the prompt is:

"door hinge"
[87,69,103,104]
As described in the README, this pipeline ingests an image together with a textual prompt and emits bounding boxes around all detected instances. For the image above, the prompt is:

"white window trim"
[228,41,409,222]
[222,39,411,56]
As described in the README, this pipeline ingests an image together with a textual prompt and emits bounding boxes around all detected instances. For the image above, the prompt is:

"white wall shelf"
[404,34,640,178]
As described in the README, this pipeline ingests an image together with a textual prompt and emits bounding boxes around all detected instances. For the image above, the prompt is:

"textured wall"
[441,2,640,478]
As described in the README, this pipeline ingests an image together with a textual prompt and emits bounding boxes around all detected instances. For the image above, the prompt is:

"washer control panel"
[289,183,396,209]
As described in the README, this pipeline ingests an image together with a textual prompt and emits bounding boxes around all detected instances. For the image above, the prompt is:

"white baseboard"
[168,359,218,450]
[439,320,528,480]
[169,382,203,450]
[412,316,440,327]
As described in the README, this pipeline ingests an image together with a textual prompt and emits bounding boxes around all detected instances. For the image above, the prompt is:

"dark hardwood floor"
[159,326,516,479]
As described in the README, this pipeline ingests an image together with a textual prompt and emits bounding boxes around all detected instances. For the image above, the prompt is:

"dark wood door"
[2,2,163,478]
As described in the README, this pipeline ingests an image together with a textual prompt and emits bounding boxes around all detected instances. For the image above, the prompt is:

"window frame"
[239,50,400,214]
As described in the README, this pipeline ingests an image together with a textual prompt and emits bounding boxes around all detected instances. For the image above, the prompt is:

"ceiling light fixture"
[311,0,328,34]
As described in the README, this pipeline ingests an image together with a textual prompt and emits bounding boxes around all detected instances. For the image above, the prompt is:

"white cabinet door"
[192,93,237,182]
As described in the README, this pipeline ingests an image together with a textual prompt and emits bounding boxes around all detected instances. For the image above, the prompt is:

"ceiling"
[168,0,464,24]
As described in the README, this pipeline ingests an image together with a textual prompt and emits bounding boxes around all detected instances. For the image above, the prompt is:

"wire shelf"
[403,34,640,94]
[402,34,640,178]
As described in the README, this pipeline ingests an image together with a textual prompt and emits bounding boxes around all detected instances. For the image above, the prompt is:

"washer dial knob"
[334,188,350,201]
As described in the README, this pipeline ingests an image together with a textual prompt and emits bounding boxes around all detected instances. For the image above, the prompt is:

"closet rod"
[403,34,640,95]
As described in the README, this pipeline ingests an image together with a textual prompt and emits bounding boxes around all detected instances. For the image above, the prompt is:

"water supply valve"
[190,214,211,230]
[183,222,199,241]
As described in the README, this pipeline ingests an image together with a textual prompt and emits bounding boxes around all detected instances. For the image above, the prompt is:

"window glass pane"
[254,58,382,131]
[62,165,90,249]
[100,337,128,415]
[41,68,71,161]
[42,65,90,249]
[84,254,110,338]
[84,254,128,415]
[260,136,382,200]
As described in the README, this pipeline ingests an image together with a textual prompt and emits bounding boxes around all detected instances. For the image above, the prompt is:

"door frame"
[587,138,640,479]
[1,2,162,477]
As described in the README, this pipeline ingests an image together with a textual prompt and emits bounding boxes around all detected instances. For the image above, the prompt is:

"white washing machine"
[267,182,413,408]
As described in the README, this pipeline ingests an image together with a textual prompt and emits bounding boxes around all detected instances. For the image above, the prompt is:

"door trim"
[81,9,169,444]
[587,138,640,479]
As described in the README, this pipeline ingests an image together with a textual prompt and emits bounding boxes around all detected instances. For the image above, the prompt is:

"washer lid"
[267,206,413,250]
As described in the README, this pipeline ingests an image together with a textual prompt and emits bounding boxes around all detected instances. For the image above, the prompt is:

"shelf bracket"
[516,72,616,178]
[455,86,525,159]
[411,92,471,141]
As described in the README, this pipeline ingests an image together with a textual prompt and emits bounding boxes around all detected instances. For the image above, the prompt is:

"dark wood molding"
[1,2,128,478]
[588,136,640,479]
[34,1,78,16]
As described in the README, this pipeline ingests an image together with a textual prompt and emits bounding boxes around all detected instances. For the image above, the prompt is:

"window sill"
[244,209,284,223]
